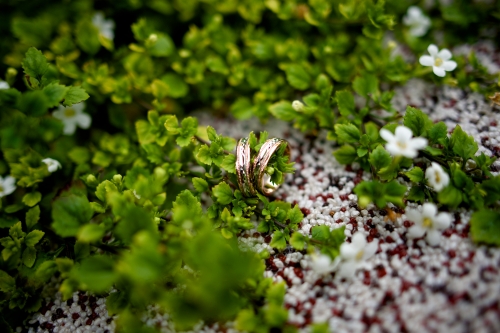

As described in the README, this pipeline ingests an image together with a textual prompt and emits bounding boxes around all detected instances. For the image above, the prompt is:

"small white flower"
[425,162,449,192]
[310,253,337,275]
[92,12,115,40]
[0,80,9,90]
[379,126,428,158]
[406,203,452,246]
[403,6,431,37]
[419,44,457,77]
[336,232,378,279]
[52,103,91,135]
[0,176,16,198]
[292,100,305,112]
[42,158,62,173]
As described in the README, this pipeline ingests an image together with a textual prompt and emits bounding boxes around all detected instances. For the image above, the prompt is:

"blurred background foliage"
[0,0,499,332]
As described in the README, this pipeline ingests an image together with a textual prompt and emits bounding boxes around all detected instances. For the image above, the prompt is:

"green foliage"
[0,0,499,331]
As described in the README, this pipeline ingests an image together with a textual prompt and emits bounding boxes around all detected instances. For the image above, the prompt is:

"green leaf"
[230,97,254,120]
[333,145,357,164]
[22,192,42,207]
[369,145,391,171]
[0,270,16,292]
[289,232,307,250]
[352,73,378,97]
[403,106,432,137]
[22,246,37,268]
[405,167,424,183]
[62,86,89,106]
[287,205,304,224]
[213,182,233,205]
[17,90,49,117]
[52,194,93,237]
[78,224,106,243]
[75,256,116,293]
[428,122,448,143]
[311,225,330,242]
[25,230,44,247]
[269,101,297,121]
[407,186,425,203]
[43,83,69,108]
[270,231,287,250]
[334,123,360,143]
[196,145,212,165]
[221,154,236,173]
[192,177,209,193]
[470,209,500,246]
[335,90,355,116]
[450,125,478,160]
[26,205,40,230]
[160,73,189,98]
[283,64,311,90]
[164,115,179,133]
[437,186,462,209]
[68,147,91,164]
[21,47,48,80]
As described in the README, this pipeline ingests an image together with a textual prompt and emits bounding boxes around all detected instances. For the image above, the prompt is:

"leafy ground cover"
[0,0,499,332]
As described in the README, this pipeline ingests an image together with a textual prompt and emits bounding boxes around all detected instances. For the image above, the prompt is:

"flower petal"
[410,137,428,150]
[379,129,395,143]
[434,212,452,230]
[422,203,437,218]
[352,232,367,248]
[336,261,357,279]
[407,225,426,239]
[433,66,446,77]
[427,44,439,57]
[363,240,378,260]
[340,242,359,261]
[442,60,457,71]
[437,49,452,61]
[395,126,413,142]
[425,229,441,246]
[406,209,423,225]
[385,143,402,156]
[76,113,91,129]
[63,121,77,135]
[401,148,418,159]
[72,102,85,113]
[419,55,435,67]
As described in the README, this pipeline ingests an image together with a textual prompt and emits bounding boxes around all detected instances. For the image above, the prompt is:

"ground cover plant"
[0,0,499,332]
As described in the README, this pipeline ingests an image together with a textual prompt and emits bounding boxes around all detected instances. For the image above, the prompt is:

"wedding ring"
[252,138,291,196]
[235,137,256,197]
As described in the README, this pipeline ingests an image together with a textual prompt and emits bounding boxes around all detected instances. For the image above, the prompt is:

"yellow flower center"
[355,250,364,261]
[435,171,441,183]
[397,142,407,149]
[423,217,433,228]
[434,58,443,67]
[0,185,3,192]
[64,108,76,117]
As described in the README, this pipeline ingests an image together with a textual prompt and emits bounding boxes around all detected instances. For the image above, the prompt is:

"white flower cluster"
[403,6,431,37]
[310,232,378,279]
[0,175,16,198]
[380,125,427,158]
[406,203,452,246]
[92,12,115,40]
[420,44,457,77]
[53,102,91,135]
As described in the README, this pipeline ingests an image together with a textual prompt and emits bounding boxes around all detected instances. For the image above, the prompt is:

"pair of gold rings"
[235,137,291,197]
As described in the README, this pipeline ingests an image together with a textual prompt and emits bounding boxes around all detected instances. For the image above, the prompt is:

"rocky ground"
[25,42,500,333]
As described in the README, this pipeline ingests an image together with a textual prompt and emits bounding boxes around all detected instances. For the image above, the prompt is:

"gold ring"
[235,137,256,197]
[252,138,291,196]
